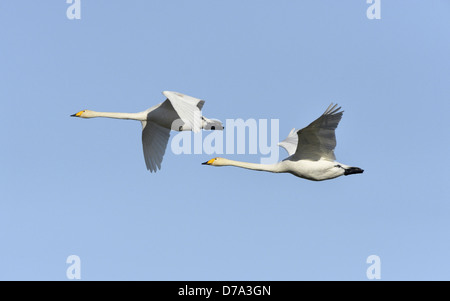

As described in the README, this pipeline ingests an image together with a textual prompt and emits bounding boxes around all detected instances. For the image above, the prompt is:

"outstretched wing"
[293,104,343,161]
[278,128,298,156]
[162,91,205,132]
[141,121,171,172]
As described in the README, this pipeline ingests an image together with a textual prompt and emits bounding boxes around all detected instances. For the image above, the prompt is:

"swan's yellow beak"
[70,111,84,117]
[202,158,216,165]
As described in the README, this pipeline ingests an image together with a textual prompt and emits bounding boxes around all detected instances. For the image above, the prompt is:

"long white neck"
[218,158,285,173]
[88,111,146,121]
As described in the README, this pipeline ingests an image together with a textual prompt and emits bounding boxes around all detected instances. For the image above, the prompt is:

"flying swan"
[71,91,223,172]
[202,104,363,181]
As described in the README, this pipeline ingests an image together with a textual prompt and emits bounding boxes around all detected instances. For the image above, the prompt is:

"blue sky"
[1,0,449,280]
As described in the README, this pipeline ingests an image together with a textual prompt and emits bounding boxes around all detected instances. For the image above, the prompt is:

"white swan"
[71,91,223,172]
[202,104,363,181]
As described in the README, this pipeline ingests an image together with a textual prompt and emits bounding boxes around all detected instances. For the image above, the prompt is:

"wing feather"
[141,121,171,172]
[162,91,204,132]
[278,128,298,156]
[293,104,343,161]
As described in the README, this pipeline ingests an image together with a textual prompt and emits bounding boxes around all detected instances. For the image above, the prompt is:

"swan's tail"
[201,116,224,130]
[344,167,364,176]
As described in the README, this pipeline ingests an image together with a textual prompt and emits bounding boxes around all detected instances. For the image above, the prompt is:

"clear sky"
[1,1,449,280]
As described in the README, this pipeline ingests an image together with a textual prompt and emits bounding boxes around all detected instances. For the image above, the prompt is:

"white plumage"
[71,91,223,172]
[203,104,363,181]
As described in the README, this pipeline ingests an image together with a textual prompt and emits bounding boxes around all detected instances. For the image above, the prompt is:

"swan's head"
[70,110,94,118]
[202,157,226,166]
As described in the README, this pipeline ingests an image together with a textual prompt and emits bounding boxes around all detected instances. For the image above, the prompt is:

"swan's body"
[203,104,363,181]
[71,91,223,172]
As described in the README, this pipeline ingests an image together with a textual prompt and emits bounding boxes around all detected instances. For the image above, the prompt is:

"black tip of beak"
[70,114,77,117]
[202,161,208,165]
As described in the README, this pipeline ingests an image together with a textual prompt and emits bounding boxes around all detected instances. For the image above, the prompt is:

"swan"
[202,104,363,181]
[71,91,223,172]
